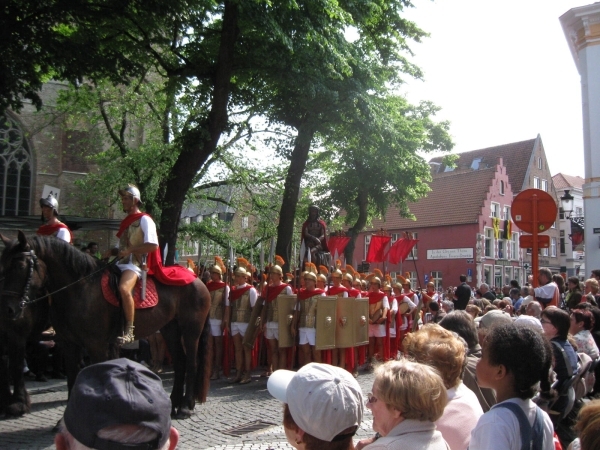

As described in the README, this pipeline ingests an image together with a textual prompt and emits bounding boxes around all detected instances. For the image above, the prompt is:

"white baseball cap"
[267,363,364,442]
[513,315,543,331]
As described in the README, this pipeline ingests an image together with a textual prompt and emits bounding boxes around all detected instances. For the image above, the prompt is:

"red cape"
[347,288,361,298]
[262,283,290,302]
[117,212,196,286]
[37,222,72,243]
[328,286,348,296]
[206,280,227,292]
[367,291,386,305]
[229,285,253,302]
[298,288,325,300]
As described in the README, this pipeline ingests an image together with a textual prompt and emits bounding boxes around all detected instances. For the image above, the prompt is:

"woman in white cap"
[268,362,364,449]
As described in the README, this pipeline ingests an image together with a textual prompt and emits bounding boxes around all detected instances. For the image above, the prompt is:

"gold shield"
[354,298,369,347]
[277,295,297,348]
[315,296,337,350]
[398,301,410,314]
[335,297,356,348]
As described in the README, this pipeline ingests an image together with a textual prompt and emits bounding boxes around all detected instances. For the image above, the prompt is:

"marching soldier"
[206,257,230,380]
[317,266,328,290]
[400,273,420,330]
[291,264,325,367]
[341,269,362,377]
[382,280,398,360]
[328,269,348,369]
[37,195,72,243]
[228,258,257,384]
[366,276,389,369]
[261,257,293,373]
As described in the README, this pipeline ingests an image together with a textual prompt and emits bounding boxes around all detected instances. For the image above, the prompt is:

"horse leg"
[0,345,10,414]
[193,315,211,403]
[161,321,186,417]
[178,321,203,417]
[6,340,30,417]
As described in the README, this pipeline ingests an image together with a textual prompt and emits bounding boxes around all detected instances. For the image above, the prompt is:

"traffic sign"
[511,189,557,233]
[519,234,550,248]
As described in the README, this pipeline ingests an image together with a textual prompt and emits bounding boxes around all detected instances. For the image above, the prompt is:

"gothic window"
[0,115,32,215]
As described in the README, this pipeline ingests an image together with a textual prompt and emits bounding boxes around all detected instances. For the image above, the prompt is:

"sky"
[400,0,590,178]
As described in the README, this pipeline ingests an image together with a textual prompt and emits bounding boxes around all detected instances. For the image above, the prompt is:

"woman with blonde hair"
[569,399,600,450]
[403,324,483,450]
[357,359,448,449]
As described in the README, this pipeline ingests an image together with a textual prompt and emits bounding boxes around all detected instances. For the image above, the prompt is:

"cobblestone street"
[0,368,376,449]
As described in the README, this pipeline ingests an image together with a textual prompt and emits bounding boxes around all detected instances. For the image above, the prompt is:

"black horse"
[0,232,212,418]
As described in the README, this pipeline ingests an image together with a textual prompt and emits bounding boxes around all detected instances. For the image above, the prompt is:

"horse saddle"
[101,268,159,309]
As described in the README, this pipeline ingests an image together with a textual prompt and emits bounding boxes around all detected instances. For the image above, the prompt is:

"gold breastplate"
[369,301,383,321]
[267,297,279,323]
[299,296,319,328]
[231,291,252,323]
[209,288,225,320]
[118,219,145,266]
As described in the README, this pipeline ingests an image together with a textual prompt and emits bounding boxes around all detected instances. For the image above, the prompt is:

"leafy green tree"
[314,95,453,263]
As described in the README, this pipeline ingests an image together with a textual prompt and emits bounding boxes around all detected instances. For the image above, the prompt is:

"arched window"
[0,114,32,215]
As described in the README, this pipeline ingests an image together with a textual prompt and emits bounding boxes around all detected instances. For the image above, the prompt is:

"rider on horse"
[37,196,72,243]
[116,185,159,345]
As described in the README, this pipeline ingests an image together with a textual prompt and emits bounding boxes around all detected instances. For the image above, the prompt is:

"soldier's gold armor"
[231,290,252,323]
[369,300,384,323]
[299,296,319,328]
[118,219,145,267]
[266,298,279,323]
[209,288,225,320]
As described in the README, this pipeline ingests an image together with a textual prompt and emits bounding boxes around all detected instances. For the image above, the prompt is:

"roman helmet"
[304,262,318,282]
[118,184,143,204]
[235,257,250,277]
[39,195,59,216]
[271,255,285,276]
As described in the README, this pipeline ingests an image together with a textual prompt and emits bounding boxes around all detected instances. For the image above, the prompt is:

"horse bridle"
[1,250,40,315]
[1,250,119,315]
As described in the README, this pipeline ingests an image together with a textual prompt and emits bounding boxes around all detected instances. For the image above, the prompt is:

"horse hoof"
[175,407,193,419]
[6,402,29,417]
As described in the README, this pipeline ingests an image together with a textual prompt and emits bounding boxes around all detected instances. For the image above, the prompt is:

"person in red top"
[328,269,349,369]
[367,277,390,369]
[37,196,72,243]
[292,268,326,367]
[261,262,293,373]
[206,261,230,380]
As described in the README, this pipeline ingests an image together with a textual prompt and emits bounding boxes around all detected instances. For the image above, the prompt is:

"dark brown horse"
[0,231,211,418]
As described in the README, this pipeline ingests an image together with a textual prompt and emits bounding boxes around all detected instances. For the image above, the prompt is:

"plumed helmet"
[40,195,59,215]
[234,257,250,277]
[318,273,327,283]
[270,265,283,276]
[331,269,343,279]
[304,271,318,282]
[118,184,143,204]
[369,276,381,286]
[344,272,354,282]
[210,264,222,276]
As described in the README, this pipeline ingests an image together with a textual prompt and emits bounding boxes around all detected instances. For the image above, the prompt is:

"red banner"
[386,239,418,265]
[366,235,392,263]
[328,236,351,257]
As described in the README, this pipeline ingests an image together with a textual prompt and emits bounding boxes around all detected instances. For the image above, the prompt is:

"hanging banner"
[365,235,392,263]
[328,236,351,258]
[386,239,419,264]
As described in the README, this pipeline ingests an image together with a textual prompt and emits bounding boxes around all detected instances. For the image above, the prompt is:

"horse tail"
[194,313,211,403]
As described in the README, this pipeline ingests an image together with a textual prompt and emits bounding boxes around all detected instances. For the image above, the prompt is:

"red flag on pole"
[386,239,419,264]
[328,236,351,258]
[366,235,392,263]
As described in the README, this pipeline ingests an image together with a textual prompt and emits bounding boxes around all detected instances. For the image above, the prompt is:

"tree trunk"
[344,190,369,268]
[158,1,238,264]
[275,123,316,273]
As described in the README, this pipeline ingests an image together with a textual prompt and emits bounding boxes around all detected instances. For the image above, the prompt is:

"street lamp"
[560,190,575,219]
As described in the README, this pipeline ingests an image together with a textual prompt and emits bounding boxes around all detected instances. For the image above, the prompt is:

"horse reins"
[1,250,118,313]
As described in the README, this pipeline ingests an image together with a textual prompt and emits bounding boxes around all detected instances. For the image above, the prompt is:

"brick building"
[354,136,561,289]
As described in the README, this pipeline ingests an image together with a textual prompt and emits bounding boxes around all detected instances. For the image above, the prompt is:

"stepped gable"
[368,167,498,231]
[430,137,537,193]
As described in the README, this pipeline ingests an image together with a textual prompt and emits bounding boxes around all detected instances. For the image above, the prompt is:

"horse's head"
[0,231,47,321]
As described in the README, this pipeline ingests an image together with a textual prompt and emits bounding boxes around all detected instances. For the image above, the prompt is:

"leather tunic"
[299,296,319,328]
[209,288,225,320]
[118,219,145,266]
[231,290,252,323]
